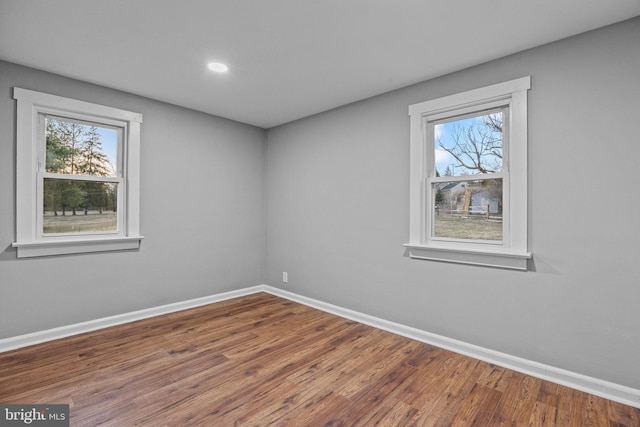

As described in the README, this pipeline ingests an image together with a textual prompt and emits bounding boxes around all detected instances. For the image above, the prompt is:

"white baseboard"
[1,284,638,409]
[263,286,640,409]
[0,285,264,354]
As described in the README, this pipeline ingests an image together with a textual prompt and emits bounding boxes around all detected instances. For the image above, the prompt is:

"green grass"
[43,211,117,234]
[433,215,502,241]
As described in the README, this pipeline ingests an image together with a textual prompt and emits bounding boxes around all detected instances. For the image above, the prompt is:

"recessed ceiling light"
[208,62,229,73]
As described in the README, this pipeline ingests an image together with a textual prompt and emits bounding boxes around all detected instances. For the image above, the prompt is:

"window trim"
[12,87,143,258]
[404,77,531,270]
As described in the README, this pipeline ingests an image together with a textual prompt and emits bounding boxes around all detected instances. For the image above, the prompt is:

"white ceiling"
[1,1,639,128]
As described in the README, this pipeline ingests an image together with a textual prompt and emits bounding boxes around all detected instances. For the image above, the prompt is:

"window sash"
[424,107,510,245]
[38,113,125,177]
[426,106,510,179]
[428,177,505,244]
[36,112,126,239]
[36,174,125,239]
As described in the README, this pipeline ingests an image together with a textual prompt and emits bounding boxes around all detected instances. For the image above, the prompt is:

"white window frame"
[12,88,143,258]
[404,77,531,270]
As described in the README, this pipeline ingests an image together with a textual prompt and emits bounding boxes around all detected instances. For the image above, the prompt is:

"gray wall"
[265,17,640,389]
[0,61,266,338]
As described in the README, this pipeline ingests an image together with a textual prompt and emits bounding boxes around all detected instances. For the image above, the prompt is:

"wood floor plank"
[490,372,544,426]
[408,358,485,427]
[364,399,419,427]
[476,362,513,392]
[447,383,502,426]
[334,338,419,399]
[1,292,638,426]
[608,397,640,427]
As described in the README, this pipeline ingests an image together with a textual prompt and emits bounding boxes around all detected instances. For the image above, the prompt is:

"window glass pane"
[45,118,118,177]
[43,178,118,234]
[433,178,503,241]
[434,111,503,177]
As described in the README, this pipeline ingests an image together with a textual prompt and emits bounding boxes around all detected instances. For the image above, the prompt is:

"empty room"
[1,1,639,425]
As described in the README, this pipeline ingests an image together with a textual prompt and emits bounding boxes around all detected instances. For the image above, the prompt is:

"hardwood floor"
[1,292,638,426]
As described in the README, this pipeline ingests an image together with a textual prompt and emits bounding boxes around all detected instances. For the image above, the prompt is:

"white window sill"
[12,236,144,258]
[404,242,531,270]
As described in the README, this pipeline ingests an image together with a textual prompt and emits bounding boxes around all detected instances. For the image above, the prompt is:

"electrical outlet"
[282,272,288,283]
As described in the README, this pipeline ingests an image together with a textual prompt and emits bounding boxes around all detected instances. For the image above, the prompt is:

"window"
[13,88,143,258]
[405,77,531,270]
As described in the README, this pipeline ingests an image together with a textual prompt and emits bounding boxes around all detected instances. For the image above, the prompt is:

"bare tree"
[438,113,503,174]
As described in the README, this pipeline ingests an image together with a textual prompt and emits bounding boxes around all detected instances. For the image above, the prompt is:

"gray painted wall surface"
[265,18,640,389]
[0,61,266,338]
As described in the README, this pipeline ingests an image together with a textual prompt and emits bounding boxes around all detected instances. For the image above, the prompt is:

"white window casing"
[12,87,143,258]
[404,77,531,270]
